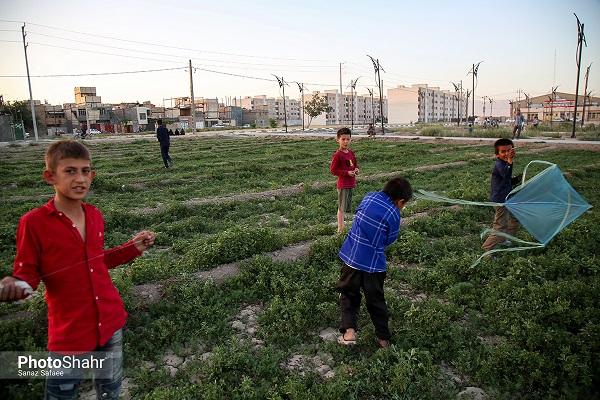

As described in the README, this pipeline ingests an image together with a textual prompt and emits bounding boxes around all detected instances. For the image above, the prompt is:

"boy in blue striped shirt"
[336,177,412,348]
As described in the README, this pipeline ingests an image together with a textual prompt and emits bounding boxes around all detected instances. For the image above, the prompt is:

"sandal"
[337,333,356,345]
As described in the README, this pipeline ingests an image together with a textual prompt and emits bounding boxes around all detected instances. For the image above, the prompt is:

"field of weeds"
[0,134,598,399]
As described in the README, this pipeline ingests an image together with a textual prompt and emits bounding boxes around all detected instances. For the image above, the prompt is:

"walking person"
[511,110,525,140]
[157,119,173,169]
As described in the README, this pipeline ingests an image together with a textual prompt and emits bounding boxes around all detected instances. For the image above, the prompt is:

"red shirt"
[12,199,142,353]
[330,149,358,189]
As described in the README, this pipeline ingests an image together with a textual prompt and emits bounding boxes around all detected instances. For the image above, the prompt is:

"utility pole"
[273,75,288,132]
[367,55,385,134]
[467,61,482,123]
[524,94,531,123]
[189,60,196,133]
[296,82,307,131]
[21,24,38,141]
[489,98,494,120]
[581,63,592,128]
[572,14,586,138]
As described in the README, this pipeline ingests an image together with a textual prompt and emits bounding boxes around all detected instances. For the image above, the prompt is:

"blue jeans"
[45,329,123,400]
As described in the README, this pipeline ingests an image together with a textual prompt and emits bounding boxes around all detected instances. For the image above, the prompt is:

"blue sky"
[1,0,598,117]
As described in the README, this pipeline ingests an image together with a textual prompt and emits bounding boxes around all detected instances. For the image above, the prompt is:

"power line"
[0,19,336,63]
[0,66,186,78]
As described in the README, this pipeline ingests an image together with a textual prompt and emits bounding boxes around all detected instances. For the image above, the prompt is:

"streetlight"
[347,77,360,130]
[572,14,586,138]
[451,81,462,126]
[550,85,559,127]
[581,63,592,128]
[489,98,494,122]
[465,89,471,123]
[367,55,385,134]
[272,75,288,133]
[296,82,307,131]
[366,88,375,126]
[467,61,483,123]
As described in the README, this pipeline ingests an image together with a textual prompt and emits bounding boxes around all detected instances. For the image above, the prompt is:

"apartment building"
[238,95,301,127]
[388,84,467,124]
[304,90,387,127]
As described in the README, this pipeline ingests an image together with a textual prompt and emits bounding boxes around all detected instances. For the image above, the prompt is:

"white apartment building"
[238,95,301,127]
[388,84,467,124]
[303,90,387,127]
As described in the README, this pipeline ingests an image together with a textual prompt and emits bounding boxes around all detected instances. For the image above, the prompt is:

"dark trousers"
[160,144,172,167]
[336,263,391,340]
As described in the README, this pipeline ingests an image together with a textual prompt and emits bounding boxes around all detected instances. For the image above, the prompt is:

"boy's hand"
[354,167,360,175]
[508,148,515,164]
[0,276,29,302]
[133,230,155,252]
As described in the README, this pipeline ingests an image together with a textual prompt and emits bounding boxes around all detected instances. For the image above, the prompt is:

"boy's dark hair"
[157,119,163,126]
[494,138,514,154]
[45,140,91,172]
[337,127,351,138]
[383,176,413,202]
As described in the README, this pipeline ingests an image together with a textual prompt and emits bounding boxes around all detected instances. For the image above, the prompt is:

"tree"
[4,100,36,131]
[304,94,333,128]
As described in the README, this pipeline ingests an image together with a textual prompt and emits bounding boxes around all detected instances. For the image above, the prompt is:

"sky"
[1,0,599,117]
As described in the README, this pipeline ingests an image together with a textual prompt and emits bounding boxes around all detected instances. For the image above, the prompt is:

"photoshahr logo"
[0,352,114,380]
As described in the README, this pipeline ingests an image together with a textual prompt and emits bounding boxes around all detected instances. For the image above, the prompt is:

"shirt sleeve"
[330,152,346,177]
[103,240,142,269]
[12,216,42,290]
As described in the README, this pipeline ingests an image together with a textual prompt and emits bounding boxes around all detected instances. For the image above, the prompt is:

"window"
[139,113,147,120]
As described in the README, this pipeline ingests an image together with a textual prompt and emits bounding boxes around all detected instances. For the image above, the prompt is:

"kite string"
[14,239,147,287]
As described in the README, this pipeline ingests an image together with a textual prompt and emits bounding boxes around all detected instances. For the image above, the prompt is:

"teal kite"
[416,160,592,266]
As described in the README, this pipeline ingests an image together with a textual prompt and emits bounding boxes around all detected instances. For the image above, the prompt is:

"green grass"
[1,135,598,399]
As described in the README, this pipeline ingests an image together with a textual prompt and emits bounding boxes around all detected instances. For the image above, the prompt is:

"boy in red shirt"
[330,127,359,233]
[0,140,155,399]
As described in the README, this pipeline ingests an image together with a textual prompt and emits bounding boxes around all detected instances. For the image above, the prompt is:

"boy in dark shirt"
[482,138,522,252]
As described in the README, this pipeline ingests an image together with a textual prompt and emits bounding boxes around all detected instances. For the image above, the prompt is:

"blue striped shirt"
[339,191,401,273]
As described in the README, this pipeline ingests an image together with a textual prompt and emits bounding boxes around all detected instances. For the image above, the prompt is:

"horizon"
[1,0,598,117]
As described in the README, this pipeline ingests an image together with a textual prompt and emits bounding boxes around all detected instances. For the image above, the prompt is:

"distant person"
[533,117,539,128]
[180,128,185,135]
[0,140,155,399]
[174,129,179,136]
[336,176,413,348]
[169,129,174,136]
[482,138,522,254]
[156,119,173,169]
[511,110,525,139]
[367,123,375,138]
[330,127,359,233]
